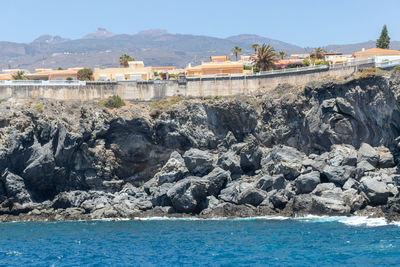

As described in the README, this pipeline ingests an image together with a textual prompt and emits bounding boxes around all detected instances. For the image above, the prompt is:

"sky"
[1,0,399,47]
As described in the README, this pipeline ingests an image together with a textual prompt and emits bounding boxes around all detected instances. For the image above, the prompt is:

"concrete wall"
[0,66,357,101]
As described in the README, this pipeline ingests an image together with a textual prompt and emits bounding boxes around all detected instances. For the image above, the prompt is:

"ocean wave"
[132,215,400,227]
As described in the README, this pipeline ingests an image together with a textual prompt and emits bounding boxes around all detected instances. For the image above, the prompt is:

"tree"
[77,68,93,81]
[231,46,242,61]
[251,43,277,71]
[376,24,390,49]
[251,44,260,54]
[310,47,326,60]
[119,54,134,67]
[12,71,25,80]
[57,67,63,70]
[279,51,288,60]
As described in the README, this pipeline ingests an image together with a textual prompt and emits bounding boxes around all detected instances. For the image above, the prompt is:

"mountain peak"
[83,28,116,39]
[32,35,69,44]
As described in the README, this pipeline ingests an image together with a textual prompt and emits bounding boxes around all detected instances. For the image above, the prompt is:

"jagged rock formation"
[1,74,400,221]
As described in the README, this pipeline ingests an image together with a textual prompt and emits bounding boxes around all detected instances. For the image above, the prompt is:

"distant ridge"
[0,29,399,70]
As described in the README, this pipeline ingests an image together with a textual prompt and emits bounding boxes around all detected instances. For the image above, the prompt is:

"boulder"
[360,177,391,205]
[183,149,215,176]
[295,171,321,194]
[156,151,189,185]
[167,177,209,213]
[217,151,242,175]
[166,168,229,213]
[268,190,289,209]
[202,167,231,197]
[327,145,357,167]
[376,147,395,168]
[312,183,337,196]
[237,188,266,207]
[357,143,379,167]
[149,182,174,207]
[262,145,303,180]
[238,137,262,173]
[311,196,351,215]
[0,170,31,203]
[256,174,285,191]
[310,153,328,172]
[322,165,354,186]
[218,182,252,204]
[342,178,359,190]
[52,191,89,209]
[355,160,375,179]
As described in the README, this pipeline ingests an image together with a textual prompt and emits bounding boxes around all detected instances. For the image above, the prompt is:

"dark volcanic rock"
[295,171,321,194]
[183,149,215,176]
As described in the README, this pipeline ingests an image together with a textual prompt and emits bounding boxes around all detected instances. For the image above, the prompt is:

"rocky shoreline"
[1,73,400,223]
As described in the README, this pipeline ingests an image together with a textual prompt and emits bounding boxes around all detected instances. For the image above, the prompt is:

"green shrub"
[393,65,400,73]
[243,65,252,70]
[33,104,44,112]
[0,98,5,104]
[66,77,73,81]
[356,67,385,79]
[149,96,182,111]
[99,95,125,108]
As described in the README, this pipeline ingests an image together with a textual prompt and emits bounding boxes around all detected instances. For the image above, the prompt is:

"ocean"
[0,216,399,266]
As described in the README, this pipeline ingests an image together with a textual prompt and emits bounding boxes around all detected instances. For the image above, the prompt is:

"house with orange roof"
[353,48,400,60]
[186,56,244,76]
[25,68,81,80]
[0,74,13,80]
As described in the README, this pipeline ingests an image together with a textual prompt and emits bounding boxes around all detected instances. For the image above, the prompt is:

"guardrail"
[376,59,400,68]
[0,80,86,86]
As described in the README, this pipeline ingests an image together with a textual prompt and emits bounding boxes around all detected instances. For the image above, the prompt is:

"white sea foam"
[131,215,400,227]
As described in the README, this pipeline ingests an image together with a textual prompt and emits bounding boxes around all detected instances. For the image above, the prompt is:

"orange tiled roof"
[354,48,400,55]
[0,74,12,80]
[29,69,78,76]
[152,66,176,70]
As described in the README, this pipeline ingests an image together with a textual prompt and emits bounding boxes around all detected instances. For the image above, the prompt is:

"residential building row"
[1,47,399,82]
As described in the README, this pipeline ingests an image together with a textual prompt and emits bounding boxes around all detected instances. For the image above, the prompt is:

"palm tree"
[251,43,277,71]
[279,51,288,60]
[12,71,25,80]
[251,44,260,54]
[310,47,326,60]
[231,46,242,61]
[119,54,135,67]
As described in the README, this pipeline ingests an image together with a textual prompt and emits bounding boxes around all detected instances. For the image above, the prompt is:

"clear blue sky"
[1,0,399,47]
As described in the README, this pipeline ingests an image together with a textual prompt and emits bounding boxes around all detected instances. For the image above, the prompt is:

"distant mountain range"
[1,28,399,71]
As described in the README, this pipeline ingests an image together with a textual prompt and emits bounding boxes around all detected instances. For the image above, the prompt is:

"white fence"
[0,80,86,86]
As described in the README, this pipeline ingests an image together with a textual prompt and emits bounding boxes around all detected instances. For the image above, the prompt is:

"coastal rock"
[256,174,285,191]
[262,145,303,180]
[217,151,242,176]
[376,147,395,168]
[357,143,379,167]
[327,144,357,167]
[238,136,262,173]
[360,177,391,205]
[0,170,31,204]
[322,165,354,186]
[237,187,266,207]
[156,151,189,185]
[295,171,321,194]
[183,149,215,176]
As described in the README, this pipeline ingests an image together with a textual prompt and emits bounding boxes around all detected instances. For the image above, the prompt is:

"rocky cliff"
[1,73,400,222]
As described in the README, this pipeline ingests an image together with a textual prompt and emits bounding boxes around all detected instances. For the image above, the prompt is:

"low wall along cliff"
[0,66,358,101]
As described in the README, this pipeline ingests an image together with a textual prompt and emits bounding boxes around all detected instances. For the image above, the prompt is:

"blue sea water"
[0,216,399,266]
